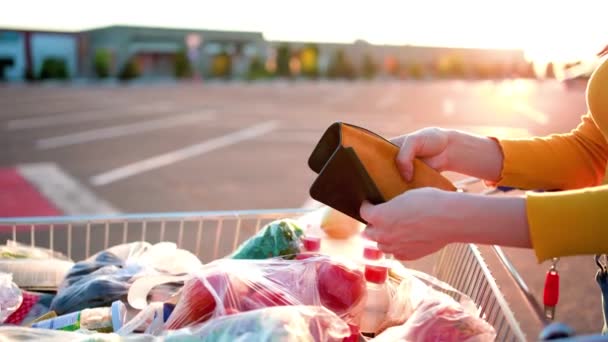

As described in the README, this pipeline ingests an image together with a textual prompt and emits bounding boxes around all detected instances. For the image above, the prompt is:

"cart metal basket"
[0,178,543,341]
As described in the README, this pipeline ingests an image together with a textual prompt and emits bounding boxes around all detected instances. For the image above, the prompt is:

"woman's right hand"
[391,127,451,181]
[391,128,504,183]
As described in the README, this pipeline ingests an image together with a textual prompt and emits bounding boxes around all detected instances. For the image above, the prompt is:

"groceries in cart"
[0,240,74,291]
[229,218,304,259]
[50,241,201,315]
[164,305,351,341]
[0,217,497,341]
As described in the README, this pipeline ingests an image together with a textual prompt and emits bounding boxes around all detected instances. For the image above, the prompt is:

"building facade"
[0,25,528,81]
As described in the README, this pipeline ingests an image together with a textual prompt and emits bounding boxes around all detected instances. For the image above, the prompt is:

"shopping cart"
[0,178,548,341]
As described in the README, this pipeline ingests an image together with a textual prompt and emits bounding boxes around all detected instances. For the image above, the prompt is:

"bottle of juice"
[360,264,390,336]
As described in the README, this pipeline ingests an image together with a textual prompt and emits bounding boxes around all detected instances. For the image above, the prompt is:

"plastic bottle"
[296,236,322,259]
[360,264,390,336]
[32,300,126,332]
[363,245,384,262]
[302,236,321,253]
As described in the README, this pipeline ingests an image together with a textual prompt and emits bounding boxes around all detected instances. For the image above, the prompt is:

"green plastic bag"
[230,219,304,259]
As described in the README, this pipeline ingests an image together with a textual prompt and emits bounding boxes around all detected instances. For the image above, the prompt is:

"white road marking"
[18,163,120,215]
[90,121,280,186]
[5,102,175,130]
[512,102,549,125]
[36,111,216,149]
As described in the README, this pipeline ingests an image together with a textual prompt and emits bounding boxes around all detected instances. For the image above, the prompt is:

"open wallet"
[308,122,456,223]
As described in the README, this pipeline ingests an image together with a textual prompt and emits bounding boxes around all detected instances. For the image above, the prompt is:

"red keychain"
[543,258,560,320]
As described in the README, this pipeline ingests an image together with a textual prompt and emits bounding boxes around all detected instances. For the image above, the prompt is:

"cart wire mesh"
[0,179,537,341]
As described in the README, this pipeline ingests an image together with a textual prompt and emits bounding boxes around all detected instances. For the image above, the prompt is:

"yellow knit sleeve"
[527,185,608,262]
[493,113,608,190]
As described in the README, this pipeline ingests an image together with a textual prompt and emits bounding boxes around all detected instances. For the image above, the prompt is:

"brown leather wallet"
[308,122,456,223]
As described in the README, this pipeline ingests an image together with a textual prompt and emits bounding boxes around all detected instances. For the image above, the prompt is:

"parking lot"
[0,78,599,337]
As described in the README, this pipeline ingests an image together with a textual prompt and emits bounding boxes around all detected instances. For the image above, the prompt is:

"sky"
[2,0,607,63]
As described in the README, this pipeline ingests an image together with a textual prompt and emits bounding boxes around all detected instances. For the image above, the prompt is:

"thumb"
[360,201,378,224]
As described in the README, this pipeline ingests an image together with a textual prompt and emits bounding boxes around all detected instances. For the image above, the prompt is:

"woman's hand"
[391,128,504,183]
[391,128,450,181]
[360,188,531,260]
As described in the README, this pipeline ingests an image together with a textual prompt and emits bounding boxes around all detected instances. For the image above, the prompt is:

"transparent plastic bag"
[0,326,156,342]
[164,255,367,330]
[371,261,495,341]
[51,242,201,315]
[0,240,71,261]
[165,305,350,342]
[0,272,22,323]
[378,261,482,332]
[229,219,304,259]
[372,292,496,342]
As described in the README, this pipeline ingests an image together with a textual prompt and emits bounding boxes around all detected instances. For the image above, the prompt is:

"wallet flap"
[309,146,383,223]
[308,122,342,174]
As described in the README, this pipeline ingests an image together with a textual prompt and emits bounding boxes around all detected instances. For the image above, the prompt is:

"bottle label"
[33,312,81,331]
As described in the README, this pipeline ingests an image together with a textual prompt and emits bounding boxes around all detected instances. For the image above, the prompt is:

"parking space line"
[90,120,280,186]
[18,163,119,215]
[5,102,175,130]
[36,111,216,149]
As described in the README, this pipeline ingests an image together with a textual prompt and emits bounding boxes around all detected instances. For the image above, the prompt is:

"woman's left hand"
[360,188,461,260]
[360,187,531,260]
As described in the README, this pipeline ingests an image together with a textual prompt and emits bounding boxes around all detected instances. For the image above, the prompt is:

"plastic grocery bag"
[51,242,201,315]
[372,261,495,341]
[0,326,156,342]
[371,292,496,342]
[164,305,351,342]
[0,241,74,291]
[164,255,367,330]
[230,219,304,259]
[0,272,22,323]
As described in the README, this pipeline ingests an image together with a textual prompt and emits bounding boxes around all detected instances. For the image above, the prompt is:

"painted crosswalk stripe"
[36,111,216,149]
[90,121,280,186]
[17,163,119,215]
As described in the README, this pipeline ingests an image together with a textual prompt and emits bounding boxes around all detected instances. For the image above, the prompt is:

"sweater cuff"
[526,186,608,262]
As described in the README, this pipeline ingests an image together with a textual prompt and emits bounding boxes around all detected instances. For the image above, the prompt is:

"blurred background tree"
[174,49,193,78]
[247,55,269,80]
[118,58,140,81]
[436,54,465,78]
[361,53,377,79]
[276,43,292,77]
[211,51,232,78]
[94,49,111,78]
[40,57,68,80]
[300,43,319,78]
[407,62,424,80]
[327,48,356,79]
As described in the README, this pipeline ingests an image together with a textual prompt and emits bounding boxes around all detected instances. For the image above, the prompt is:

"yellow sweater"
[495,57,608,262]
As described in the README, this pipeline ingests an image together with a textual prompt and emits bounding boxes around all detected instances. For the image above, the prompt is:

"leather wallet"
[308,122,456,223]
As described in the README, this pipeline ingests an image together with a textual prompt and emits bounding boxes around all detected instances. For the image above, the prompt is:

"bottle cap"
[363,245,383,260]
[302,236,321,252]
[364,264,389,284]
